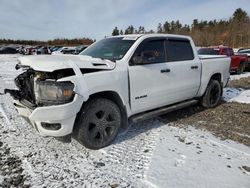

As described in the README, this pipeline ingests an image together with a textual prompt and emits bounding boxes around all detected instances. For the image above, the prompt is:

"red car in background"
[198,46,248,74]
[237,48,250,70]
[25,47,36,55]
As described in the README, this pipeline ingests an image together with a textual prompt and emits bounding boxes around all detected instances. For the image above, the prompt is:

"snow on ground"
[0,54,22,92]
[0,55,250,187]
[145,125,250,188]
[223,88,250,104]
[223,71,250,103]
[230,72,250,80]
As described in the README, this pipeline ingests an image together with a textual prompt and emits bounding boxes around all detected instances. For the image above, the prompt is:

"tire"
[236,63,244,74]
[75,98,121,149]
[201,79,222,108]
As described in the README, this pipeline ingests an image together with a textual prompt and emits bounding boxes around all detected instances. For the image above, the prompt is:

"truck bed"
[197,55,231,97]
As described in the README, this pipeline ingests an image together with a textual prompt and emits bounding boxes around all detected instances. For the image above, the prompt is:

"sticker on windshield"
[122,36,138,40]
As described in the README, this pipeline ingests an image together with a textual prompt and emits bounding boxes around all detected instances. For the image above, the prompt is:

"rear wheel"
[201,79,222,108]
[75,98,121,149]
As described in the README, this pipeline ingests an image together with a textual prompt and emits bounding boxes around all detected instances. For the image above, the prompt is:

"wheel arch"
[210,73,223,96]
[74,91,129,133]
[210,73,222,83]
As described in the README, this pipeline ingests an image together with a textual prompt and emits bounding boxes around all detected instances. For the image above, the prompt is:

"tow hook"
[4,89,22,100]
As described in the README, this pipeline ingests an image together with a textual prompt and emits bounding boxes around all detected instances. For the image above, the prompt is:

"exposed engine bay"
[5,64,75,109]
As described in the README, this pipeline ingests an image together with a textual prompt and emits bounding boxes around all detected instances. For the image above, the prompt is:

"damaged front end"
[5,66,36,109]
[5,64,75,109]
[4,57,92,139]
[4,63,80,138]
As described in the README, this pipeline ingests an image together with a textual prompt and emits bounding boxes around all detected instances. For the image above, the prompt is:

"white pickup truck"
[5,34,231,149]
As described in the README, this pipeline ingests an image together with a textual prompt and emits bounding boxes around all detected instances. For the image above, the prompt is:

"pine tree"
[157,23,163,33]
[112,27,120,36]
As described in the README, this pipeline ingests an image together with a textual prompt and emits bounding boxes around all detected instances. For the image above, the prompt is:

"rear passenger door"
[164,38,201,102]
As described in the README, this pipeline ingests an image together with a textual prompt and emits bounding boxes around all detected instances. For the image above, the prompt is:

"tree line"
[112,8,250,47]
[0,38,94,46]
[1,8,249,48]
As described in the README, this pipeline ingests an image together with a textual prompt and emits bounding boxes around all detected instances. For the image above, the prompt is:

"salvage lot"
[0,55,250,187]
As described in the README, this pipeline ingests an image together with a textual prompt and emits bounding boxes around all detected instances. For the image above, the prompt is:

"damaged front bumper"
[12,94,84,137]
[5,65,85,137]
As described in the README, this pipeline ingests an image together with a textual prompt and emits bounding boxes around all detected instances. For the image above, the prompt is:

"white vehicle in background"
[233,48,240,53]
[52,47,75,55]
[5,34,230,149]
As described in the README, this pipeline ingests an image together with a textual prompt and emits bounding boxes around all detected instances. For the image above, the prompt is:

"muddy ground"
[228,77,250,89]
[161,77,250,147]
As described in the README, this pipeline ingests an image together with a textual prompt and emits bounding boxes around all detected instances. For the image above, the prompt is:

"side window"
[134,40,165,64]
[166,39,194,62]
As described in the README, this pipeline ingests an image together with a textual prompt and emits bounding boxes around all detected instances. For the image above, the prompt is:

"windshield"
[198,48,220,55]
[80,37,136,61]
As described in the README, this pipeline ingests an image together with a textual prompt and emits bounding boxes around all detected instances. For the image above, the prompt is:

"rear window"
[198,48,220,55]
[166,39,194,62]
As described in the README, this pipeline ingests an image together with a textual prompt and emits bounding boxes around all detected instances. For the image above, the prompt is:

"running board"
[130,100,198,123]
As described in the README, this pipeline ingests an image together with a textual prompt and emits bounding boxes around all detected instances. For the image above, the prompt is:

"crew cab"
[198,46,248,74]
[5,34,231,149]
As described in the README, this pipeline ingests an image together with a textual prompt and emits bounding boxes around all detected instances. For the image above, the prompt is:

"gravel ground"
[161,77,250,146]
[0,98,162,187]
[0,141,30,188]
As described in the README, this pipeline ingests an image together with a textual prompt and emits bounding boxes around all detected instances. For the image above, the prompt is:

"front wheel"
[75,98,121,149]
[200,79,222,108]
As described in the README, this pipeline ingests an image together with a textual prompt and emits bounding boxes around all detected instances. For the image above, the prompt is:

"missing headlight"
[34,81,75,106]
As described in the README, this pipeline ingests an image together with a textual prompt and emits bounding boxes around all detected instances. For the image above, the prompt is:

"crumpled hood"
[18,55,116,72]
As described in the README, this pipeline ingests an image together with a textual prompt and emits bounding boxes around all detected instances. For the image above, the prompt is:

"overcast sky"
[1,0,250,41]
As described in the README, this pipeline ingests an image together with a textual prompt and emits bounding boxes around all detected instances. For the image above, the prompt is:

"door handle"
[191,65,198,69]
[161,69,171,73]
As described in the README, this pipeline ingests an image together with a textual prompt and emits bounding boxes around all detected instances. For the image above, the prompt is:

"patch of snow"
[228,90,250,104]
[223,88,250,104]
[0,54,22,93]
[0,175,3,184]
[0,54,21,62]
[0,103,11,125]
[223,87,245,101]
[230,72,250,80]
[145,125,250,188]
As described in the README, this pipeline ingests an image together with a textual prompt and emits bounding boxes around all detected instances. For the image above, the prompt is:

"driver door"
[128,38,172,114]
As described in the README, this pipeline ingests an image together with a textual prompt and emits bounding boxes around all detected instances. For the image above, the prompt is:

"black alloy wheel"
[75,98,121,149]
[201,79,222,108]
